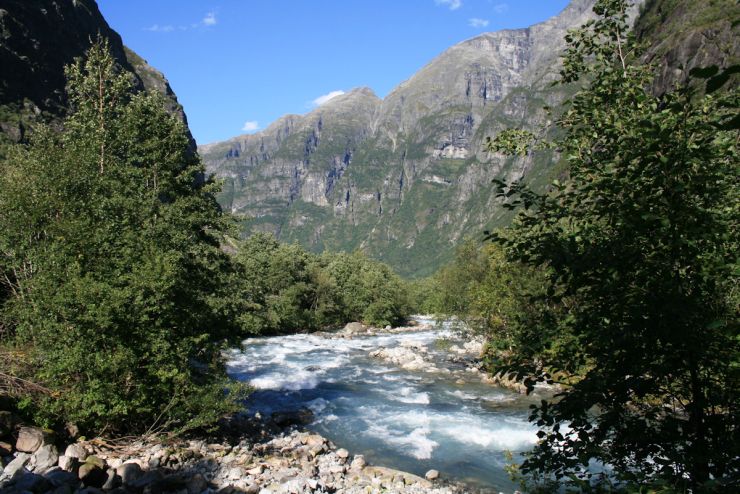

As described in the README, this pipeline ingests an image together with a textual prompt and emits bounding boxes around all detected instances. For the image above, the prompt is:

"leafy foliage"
[231,234,412,332]
[0,41,246,434]
[487,0,739,490]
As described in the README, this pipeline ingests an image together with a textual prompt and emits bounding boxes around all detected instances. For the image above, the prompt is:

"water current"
[225,317,550,492]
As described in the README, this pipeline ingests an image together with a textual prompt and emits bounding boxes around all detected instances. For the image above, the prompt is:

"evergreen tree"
[488,0,739,489]
[0,40,244,434]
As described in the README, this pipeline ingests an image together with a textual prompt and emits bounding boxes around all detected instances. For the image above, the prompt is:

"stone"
[84,455,105,469]
[58,455,77,472]
[7,472,53,492]
[228,466,243,480]
[78,461,107,488]
[425,469,440,480]
[2,452,30,479]
[115,462,144,485]
[46,468,79,487]
[125,469,165,491]
[186,473,207,494]
[64,443,88,461]
[102,468,120,490]
[15,426,51,453]
[350,455,366,470]
[246,464,263,476]
[32,443,59,473]
[335,448,349,460]
[342,322,365,334]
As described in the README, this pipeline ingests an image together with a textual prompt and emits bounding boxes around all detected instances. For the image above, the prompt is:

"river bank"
[226,317,549,491]
[1,317,538,493]
[0,411,478,494]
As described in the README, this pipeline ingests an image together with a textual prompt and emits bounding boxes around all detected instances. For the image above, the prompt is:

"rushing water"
[225,317,548,492]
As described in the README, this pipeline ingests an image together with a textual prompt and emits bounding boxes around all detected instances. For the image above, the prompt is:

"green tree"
[0,40,244,434]
[488,0,739,490]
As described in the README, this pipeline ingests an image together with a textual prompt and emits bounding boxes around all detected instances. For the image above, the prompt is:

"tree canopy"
[487,0,739,490]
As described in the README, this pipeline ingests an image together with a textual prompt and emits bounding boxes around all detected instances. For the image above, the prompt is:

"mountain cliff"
[202,0,601,277]
[0,0,194,149]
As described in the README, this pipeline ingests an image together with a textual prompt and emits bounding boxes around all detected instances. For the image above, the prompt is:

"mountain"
[0,0,194,149]
[202,0,604,277]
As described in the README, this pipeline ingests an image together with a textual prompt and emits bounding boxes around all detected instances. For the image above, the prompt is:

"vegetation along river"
[226,317,555,491]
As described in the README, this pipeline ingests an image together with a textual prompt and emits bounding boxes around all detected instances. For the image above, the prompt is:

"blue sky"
[98,0,570,145]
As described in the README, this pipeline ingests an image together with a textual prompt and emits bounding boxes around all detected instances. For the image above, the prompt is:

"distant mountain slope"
[202,0,734,278]
[0,0,194,149]
[202,0,600,277]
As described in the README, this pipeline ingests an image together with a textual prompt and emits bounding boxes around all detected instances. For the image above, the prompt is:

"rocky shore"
[0,412,462,494]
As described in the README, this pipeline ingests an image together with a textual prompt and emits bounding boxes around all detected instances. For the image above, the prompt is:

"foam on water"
[227,318,545,490]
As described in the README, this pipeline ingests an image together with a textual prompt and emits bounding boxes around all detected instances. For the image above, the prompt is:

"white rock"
[64,443,88,461]
[425,469,440,480]
[2,452,30,479]
[32,444,59,473]
[58,455,76,472]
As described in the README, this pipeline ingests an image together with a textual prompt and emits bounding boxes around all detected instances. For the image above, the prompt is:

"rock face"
[635,0,740,95]
[202,0,735,278]
[0,0,194,149]
[201,0,602,277]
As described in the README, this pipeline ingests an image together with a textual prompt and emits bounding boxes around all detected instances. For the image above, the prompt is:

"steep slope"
[0,0,193,149]
[202,0,601,277]
[635,0,739,94]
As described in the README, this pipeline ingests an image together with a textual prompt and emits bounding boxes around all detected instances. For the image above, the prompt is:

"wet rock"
[271,408,313,427]
[32,443,59,473]
[15,426,52,453]
[425,469,440,480]
[342,322,365,334]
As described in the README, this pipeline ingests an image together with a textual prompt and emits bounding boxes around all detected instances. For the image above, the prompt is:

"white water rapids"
[225,317,549,491]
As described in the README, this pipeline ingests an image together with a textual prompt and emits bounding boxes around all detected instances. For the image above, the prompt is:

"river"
[225,317,549,492]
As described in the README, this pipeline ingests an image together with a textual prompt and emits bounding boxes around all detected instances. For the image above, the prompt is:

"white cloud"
[145,11,217,33]
[241,121,259,132]
[436,0,462,11]
[202,12,217,26]
[493,3,509,14]
[145,24,174,33]
[469,18,489,28]
[312,90,345,107]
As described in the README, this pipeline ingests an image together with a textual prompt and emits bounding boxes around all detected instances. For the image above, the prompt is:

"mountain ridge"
[201,0,602,277]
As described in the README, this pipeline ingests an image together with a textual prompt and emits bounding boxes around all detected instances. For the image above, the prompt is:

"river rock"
[342,322,365,335]
[58,455,77,472]
[15,426,52,453]
[32,443,59,473]
[116,461,143,485]
[425,469,440,480]
[64,443,88,461]
[2,452,30,479]
[350,455,366,470]
[101,468,120,490]
[78,461,107,488]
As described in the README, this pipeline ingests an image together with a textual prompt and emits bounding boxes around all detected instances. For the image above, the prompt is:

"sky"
[97,0,570,145]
